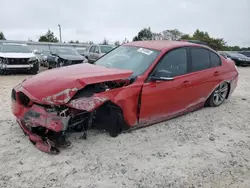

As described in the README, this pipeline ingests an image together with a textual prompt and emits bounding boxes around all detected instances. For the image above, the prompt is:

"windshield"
[100,45,114,53]
[56,48,80,56]
[76,48,86,54]
[95,45,160,76]
[0,44,32,53]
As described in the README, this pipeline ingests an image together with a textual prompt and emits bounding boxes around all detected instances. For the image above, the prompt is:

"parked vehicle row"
[39,44,114,69]
[47,48,88,69]
[218,51,250,66]
[1,40,249,76]
[239,51,250,57]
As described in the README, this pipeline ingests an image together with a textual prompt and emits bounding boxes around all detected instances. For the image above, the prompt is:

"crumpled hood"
[0,52,35,58]
[20,63,133,104]
[58,54,84,61]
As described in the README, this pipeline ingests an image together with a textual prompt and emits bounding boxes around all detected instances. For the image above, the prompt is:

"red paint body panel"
[12,101,68,132]
[66,82,143,126]
[139,51,238,125]
[20,63,133,104]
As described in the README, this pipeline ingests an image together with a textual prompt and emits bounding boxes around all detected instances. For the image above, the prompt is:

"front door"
[139,47,193,125]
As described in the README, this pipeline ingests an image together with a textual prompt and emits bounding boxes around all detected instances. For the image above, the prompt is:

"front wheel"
[30,63,39,75]
[207,82,229,107]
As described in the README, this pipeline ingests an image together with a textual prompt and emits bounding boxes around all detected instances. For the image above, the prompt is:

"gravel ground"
[0,67,250,188]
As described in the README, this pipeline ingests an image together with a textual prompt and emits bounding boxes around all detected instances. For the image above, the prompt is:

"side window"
[155,48,188,77]
[190,48,210,72]
[89,46,95,53]
[210,52,221,67]
[95,46,100,53]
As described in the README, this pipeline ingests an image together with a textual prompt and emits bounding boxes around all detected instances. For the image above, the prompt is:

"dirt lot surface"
[0,67,249,188]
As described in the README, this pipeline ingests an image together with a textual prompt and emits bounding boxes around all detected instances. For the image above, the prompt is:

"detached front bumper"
[17,119,60,154]
[12,91,71,154]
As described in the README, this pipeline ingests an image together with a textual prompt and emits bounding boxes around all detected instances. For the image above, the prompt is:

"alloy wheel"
[213,82,229,106]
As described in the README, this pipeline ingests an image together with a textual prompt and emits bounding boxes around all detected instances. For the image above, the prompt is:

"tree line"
[132,27,250,51]
[0,29,249,51]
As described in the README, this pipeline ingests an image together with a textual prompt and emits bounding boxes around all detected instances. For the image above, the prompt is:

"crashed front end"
[11,77,133,154]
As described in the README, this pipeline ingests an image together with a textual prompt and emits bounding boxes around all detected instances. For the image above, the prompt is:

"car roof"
[124,40,202,51]
[2,43,27,46]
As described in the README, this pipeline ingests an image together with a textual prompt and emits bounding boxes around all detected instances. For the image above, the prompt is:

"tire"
[30,63,39,75]
[108,109,124,137]
[235,61,241,66]
[207,82,229,107]
[0,69,4,75]
[48,62,52,69]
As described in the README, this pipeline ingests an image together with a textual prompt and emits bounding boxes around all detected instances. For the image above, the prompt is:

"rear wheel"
[207,82,229,107]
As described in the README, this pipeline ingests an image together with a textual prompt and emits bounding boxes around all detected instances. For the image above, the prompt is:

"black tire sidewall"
[208,82,229,107]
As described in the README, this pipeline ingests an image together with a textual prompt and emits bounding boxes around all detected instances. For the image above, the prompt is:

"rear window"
[190,48,210,72]
[210,52,221,67]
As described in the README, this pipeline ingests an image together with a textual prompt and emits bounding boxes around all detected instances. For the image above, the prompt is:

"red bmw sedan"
[11,40,239,154]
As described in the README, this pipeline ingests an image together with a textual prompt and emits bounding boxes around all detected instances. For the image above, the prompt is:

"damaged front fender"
[67,96,109,111]
[42,87,78,104]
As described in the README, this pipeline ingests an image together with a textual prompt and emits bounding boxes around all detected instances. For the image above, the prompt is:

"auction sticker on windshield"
[137,48,153,55]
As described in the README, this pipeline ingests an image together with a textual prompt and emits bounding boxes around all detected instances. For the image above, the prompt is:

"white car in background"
[82,45,91,59]
[0,43,39,74]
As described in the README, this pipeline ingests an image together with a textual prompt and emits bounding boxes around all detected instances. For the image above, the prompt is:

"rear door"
[184,47,224,105]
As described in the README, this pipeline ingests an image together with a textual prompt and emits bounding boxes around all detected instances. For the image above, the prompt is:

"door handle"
[214,71,219,76]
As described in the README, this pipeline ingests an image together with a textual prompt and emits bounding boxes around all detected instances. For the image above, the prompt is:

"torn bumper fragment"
[11,86,112,154]
[17,119,60,154]
[11,72,133,154]
[13,102,71,154]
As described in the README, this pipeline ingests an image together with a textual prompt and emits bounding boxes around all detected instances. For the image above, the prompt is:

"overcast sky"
[0,0,249,46]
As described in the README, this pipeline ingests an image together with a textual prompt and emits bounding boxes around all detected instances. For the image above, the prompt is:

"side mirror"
[150,70,174,82]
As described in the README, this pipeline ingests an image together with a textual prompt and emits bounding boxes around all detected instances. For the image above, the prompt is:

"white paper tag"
[137,48,153,55]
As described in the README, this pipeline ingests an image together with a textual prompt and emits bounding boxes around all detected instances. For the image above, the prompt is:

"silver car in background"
[88,44,114,63]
